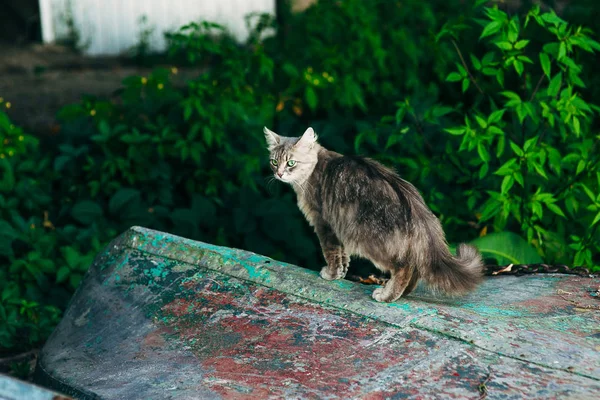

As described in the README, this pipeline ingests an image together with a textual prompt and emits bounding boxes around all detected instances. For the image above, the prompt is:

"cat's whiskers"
[264,176,277,194]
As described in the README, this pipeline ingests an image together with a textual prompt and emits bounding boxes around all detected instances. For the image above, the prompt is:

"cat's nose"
[277,172,283,178]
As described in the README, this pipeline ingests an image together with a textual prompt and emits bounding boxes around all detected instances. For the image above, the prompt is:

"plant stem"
[529,73,546,101]
[451,39,484,94]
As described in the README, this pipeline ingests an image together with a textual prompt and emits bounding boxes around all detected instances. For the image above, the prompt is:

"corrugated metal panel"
[38,0,275,56]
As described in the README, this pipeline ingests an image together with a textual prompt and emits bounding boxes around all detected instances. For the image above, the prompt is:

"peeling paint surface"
[35,227,600,399]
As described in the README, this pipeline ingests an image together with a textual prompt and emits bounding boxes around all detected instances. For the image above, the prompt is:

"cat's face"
[263,127,319,184]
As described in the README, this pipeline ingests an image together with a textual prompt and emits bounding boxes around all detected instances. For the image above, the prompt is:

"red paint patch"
[156,278,459,397]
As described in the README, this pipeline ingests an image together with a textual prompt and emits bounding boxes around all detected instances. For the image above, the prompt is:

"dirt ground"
[0,42,198,135]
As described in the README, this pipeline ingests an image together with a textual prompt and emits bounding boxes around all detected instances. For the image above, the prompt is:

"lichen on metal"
[34,226,600,399]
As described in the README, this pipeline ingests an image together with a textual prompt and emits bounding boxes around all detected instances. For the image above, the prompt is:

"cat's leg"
[372,265,414,302]
[401,269,420,297]
[340,248,350,277]
[315,221,346,280]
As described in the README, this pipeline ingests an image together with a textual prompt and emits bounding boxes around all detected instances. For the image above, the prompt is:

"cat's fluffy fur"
[264,126,484,302]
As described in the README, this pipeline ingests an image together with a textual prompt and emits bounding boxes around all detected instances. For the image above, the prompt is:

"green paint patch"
[144,261,171,280]
[115,253,129,271]
[461,303,527,318]
[334,280,357,290]
[242,264,272,283]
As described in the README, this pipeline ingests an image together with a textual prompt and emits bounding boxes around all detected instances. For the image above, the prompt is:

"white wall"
[39,0,275,56]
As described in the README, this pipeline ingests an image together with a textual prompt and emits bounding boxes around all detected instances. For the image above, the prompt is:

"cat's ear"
[263,127,280,150]
[295,127,318,150]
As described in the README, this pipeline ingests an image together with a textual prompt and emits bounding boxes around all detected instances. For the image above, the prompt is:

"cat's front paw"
[371,287,389,302]
[320,265,345,280]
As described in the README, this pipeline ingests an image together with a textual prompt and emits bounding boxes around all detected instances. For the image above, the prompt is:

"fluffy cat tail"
[419,242,484,296]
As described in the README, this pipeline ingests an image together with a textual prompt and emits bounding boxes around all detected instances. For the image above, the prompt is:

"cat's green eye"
[287,160,297,167]
[270,159,278,166]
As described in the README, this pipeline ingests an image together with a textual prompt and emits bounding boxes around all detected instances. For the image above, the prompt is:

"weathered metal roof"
[35,227,600,399]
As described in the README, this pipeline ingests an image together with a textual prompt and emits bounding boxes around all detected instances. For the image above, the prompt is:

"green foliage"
[471,232,544,265]
[0,111,65,350]
[358,3,600,270]
[2,0,600,355]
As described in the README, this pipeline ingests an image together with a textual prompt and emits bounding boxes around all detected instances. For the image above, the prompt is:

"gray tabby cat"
[264,126,484,302]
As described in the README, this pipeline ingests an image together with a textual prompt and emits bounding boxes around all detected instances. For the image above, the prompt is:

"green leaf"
[496,135,506,157]
[0,221,17,257]
[53,155,71,172]
[558,41,566,59]
[487,109,505,124]
[501,175,515,193]
[581,184,596,202]
[477,143,491,162]
[282,62,299,78]
[482,67,497,76]
[431,106,454,118]
[518,55,534,65]
[482,52,495,66]
[445,127,466,136]
[385,135,402,150]
[539,52,551,76]
[462,78,470,93]
[523,136,538,152]
[496,69,505,87]
[547,147,562,174]
[0,159,15,192]
[547,72,562,97]
[495,41,513,51]
[470,54,482,70]
[0,221,17,241]
[592,211,600,227]
[514,40,530,49]
[56,266,71,284]
[475,115,488,129]
[71,201,103,225]
[532,201,543,218]
[546,203,566,218]
[500,91,521,102]
[480,21,503,39]
[576,160,586,175]
[495,158,517,175]
[572,117,581,136]
[203,126,213,146]
[61,246,80,268]
[515,104,527,123]
[509,141,524,156]
[514,171,524,186]
[487,126,503,135]
[514,60,524,76]
[109,188,141,215]
[532,162,548,179]
[305,86,318,111]
[479,162,489,179]
[70,274,82,289]
[470,232,544,265]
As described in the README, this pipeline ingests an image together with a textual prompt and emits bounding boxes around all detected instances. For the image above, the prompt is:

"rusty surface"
[35,227,600,399]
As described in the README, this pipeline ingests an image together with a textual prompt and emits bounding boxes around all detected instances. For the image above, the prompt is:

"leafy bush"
[357,3,600,267]
[0,107,64,350]
[1,0,599,356]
